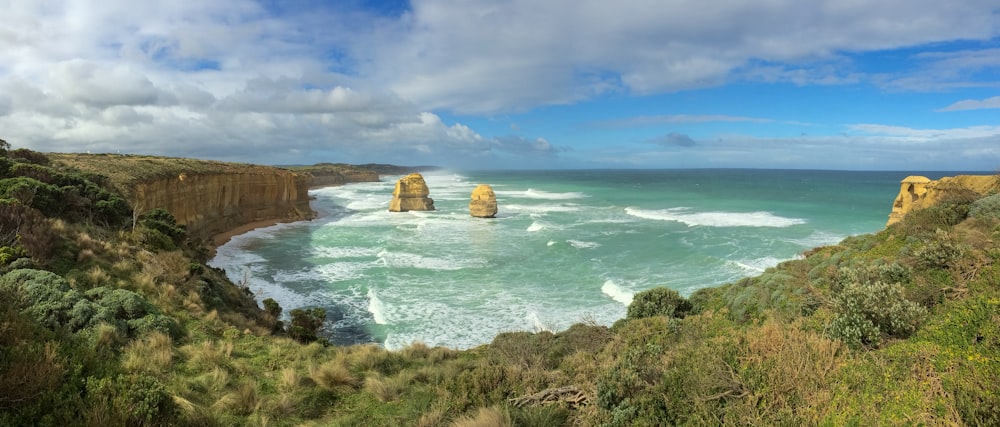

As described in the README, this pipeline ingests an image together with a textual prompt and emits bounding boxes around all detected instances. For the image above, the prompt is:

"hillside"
[1,143,998,426]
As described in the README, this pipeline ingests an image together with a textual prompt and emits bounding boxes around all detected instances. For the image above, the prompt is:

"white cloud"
[939,96,1000,111]
[0,0,997,168]
[362,0,998,113]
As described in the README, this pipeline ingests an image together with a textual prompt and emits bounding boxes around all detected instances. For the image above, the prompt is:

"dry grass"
[727,320,846,423]
[417,406,448,427]
[363,373,409,402]
[182,340,234,371]
[213,381,260,415]
[122,331,173,375]
[450,407,512,427]
[91,322,125,351]
[309,359,358,390]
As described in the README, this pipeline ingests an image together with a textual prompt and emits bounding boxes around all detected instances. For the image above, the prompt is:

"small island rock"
[389,173,435,212]
[469,184,498,218]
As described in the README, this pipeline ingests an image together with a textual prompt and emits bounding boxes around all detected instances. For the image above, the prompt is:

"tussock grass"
[91,322,125,352]
[122,331,173,375]
[309,359,358,390]
[213,381,259,415]
[450,407,512,427]
[416,407,448,427]
[182,340,234,371]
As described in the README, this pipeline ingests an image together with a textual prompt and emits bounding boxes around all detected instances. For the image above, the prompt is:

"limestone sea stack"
[389,173,435,212]
[469,184,498,218]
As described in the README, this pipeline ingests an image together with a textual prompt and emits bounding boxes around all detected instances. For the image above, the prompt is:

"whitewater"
[209,169,923,350]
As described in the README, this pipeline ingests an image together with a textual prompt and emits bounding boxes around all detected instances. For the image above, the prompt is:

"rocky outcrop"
[469,184,498,218]
[887,174,1000,226]
[389,173,435,212]
[131,171,313,241]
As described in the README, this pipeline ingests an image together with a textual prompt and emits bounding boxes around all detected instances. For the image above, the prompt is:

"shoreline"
[206,185,342,259]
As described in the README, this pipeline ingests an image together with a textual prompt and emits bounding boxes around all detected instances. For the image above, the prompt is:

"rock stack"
[388,173,435,212]
[469,184,498,218]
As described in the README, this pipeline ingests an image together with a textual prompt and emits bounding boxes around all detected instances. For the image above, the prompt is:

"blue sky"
[1,1,998,170]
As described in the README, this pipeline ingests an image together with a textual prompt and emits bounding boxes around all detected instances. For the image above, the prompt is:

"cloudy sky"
[1,0,998,170]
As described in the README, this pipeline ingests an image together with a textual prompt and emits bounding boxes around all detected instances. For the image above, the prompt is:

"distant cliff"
[50,154,314,242]
[887,174,1000,226]
[287,163,379,188]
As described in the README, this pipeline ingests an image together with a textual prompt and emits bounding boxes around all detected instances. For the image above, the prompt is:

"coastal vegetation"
[1,139,998,425]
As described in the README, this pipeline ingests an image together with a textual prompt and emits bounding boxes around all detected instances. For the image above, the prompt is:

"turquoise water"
[209,169,933,349]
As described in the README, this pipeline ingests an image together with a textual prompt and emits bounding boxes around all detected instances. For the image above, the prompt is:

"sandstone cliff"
[50,154,314,242]
[291,163,379,188]
[887,174,1000,226]
[389,173,435,212]
[469,184,498,218]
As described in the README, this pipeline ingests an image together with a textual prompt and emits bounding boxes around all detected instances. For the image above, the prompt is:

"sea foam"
[602,280,634,306]
[367,289,389,325]
[496,188,588,200]
[625,207,806,228]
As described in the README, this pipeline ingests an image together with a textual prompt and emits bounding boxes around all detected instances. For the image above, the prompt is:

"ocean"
[208,169,947,350]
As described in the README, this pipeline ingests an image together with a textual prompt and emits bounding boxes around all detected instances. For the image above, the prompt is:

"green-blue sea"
[208,169,954,349]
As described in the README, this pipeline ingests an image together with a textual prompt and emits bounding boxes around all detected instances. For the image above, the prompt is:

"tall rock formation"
[469,184,498,218]
[389,173,435,212]
[887,174,1000,226]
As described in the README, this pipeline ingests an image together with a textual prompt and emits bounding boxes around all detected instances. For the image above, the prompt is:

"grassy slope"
[2,149,998,426]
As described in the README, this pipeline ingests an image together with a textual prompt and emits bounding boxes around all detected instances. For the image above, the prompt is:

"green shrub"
[626,287,692,320]
[0,177,62,217]
[835,262,910,293]
[910,230,964,270]
[84,374,175,426]
[827,281,927,349]
[262,298,282,318]
[969,193,1000,219]
[288,307,326,343]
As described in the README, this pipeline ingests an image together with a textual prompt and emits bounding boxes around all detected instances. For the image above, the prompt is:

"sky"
[1,0,999,170]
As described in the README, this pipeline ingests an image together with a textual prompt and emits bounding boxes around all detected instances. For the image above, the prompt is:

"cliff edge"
[887,174,1000,226]
[50,154,313,242]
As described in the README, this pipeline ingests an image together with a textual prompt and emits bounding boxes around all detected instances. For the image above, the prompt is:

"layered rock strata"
[49,154,316,242]
[131,171,313,241]
[469,184,498,218]
[389,173,435,212]
[887,174,1000,226]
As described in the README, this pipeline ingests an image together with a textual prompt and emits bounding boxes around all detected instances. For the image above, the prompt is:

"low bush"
[626,287,692,320]
[826,281,926,349]
[288,307,326,343]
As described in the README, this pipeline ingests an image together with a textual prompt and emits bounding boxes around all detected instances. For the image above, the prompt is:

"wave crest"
[625,207,806,228]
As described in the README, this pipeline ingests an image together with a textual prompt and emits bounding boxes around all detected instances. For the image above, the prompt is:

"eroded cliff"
[288,163,379,188]
[51,154,314,241]
[887,174,1000,226]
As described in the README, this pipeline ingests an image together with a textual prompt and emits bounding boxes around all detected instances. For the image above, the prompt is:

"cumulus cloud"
[363,0,998,113]
[0,0,997,168]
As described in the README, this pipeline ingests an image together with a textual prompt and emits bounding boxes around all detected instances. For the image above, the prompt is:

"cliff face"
[291,164,380,188]
[131,171,313,241]
[887,174,1000,226]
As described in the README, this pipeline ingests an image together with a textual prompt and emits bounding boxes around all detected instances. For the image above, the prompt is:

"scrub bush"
[288,307,326,343]
[626,287,692,320]
[969,193,1000,219]
[827,281,926,349]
